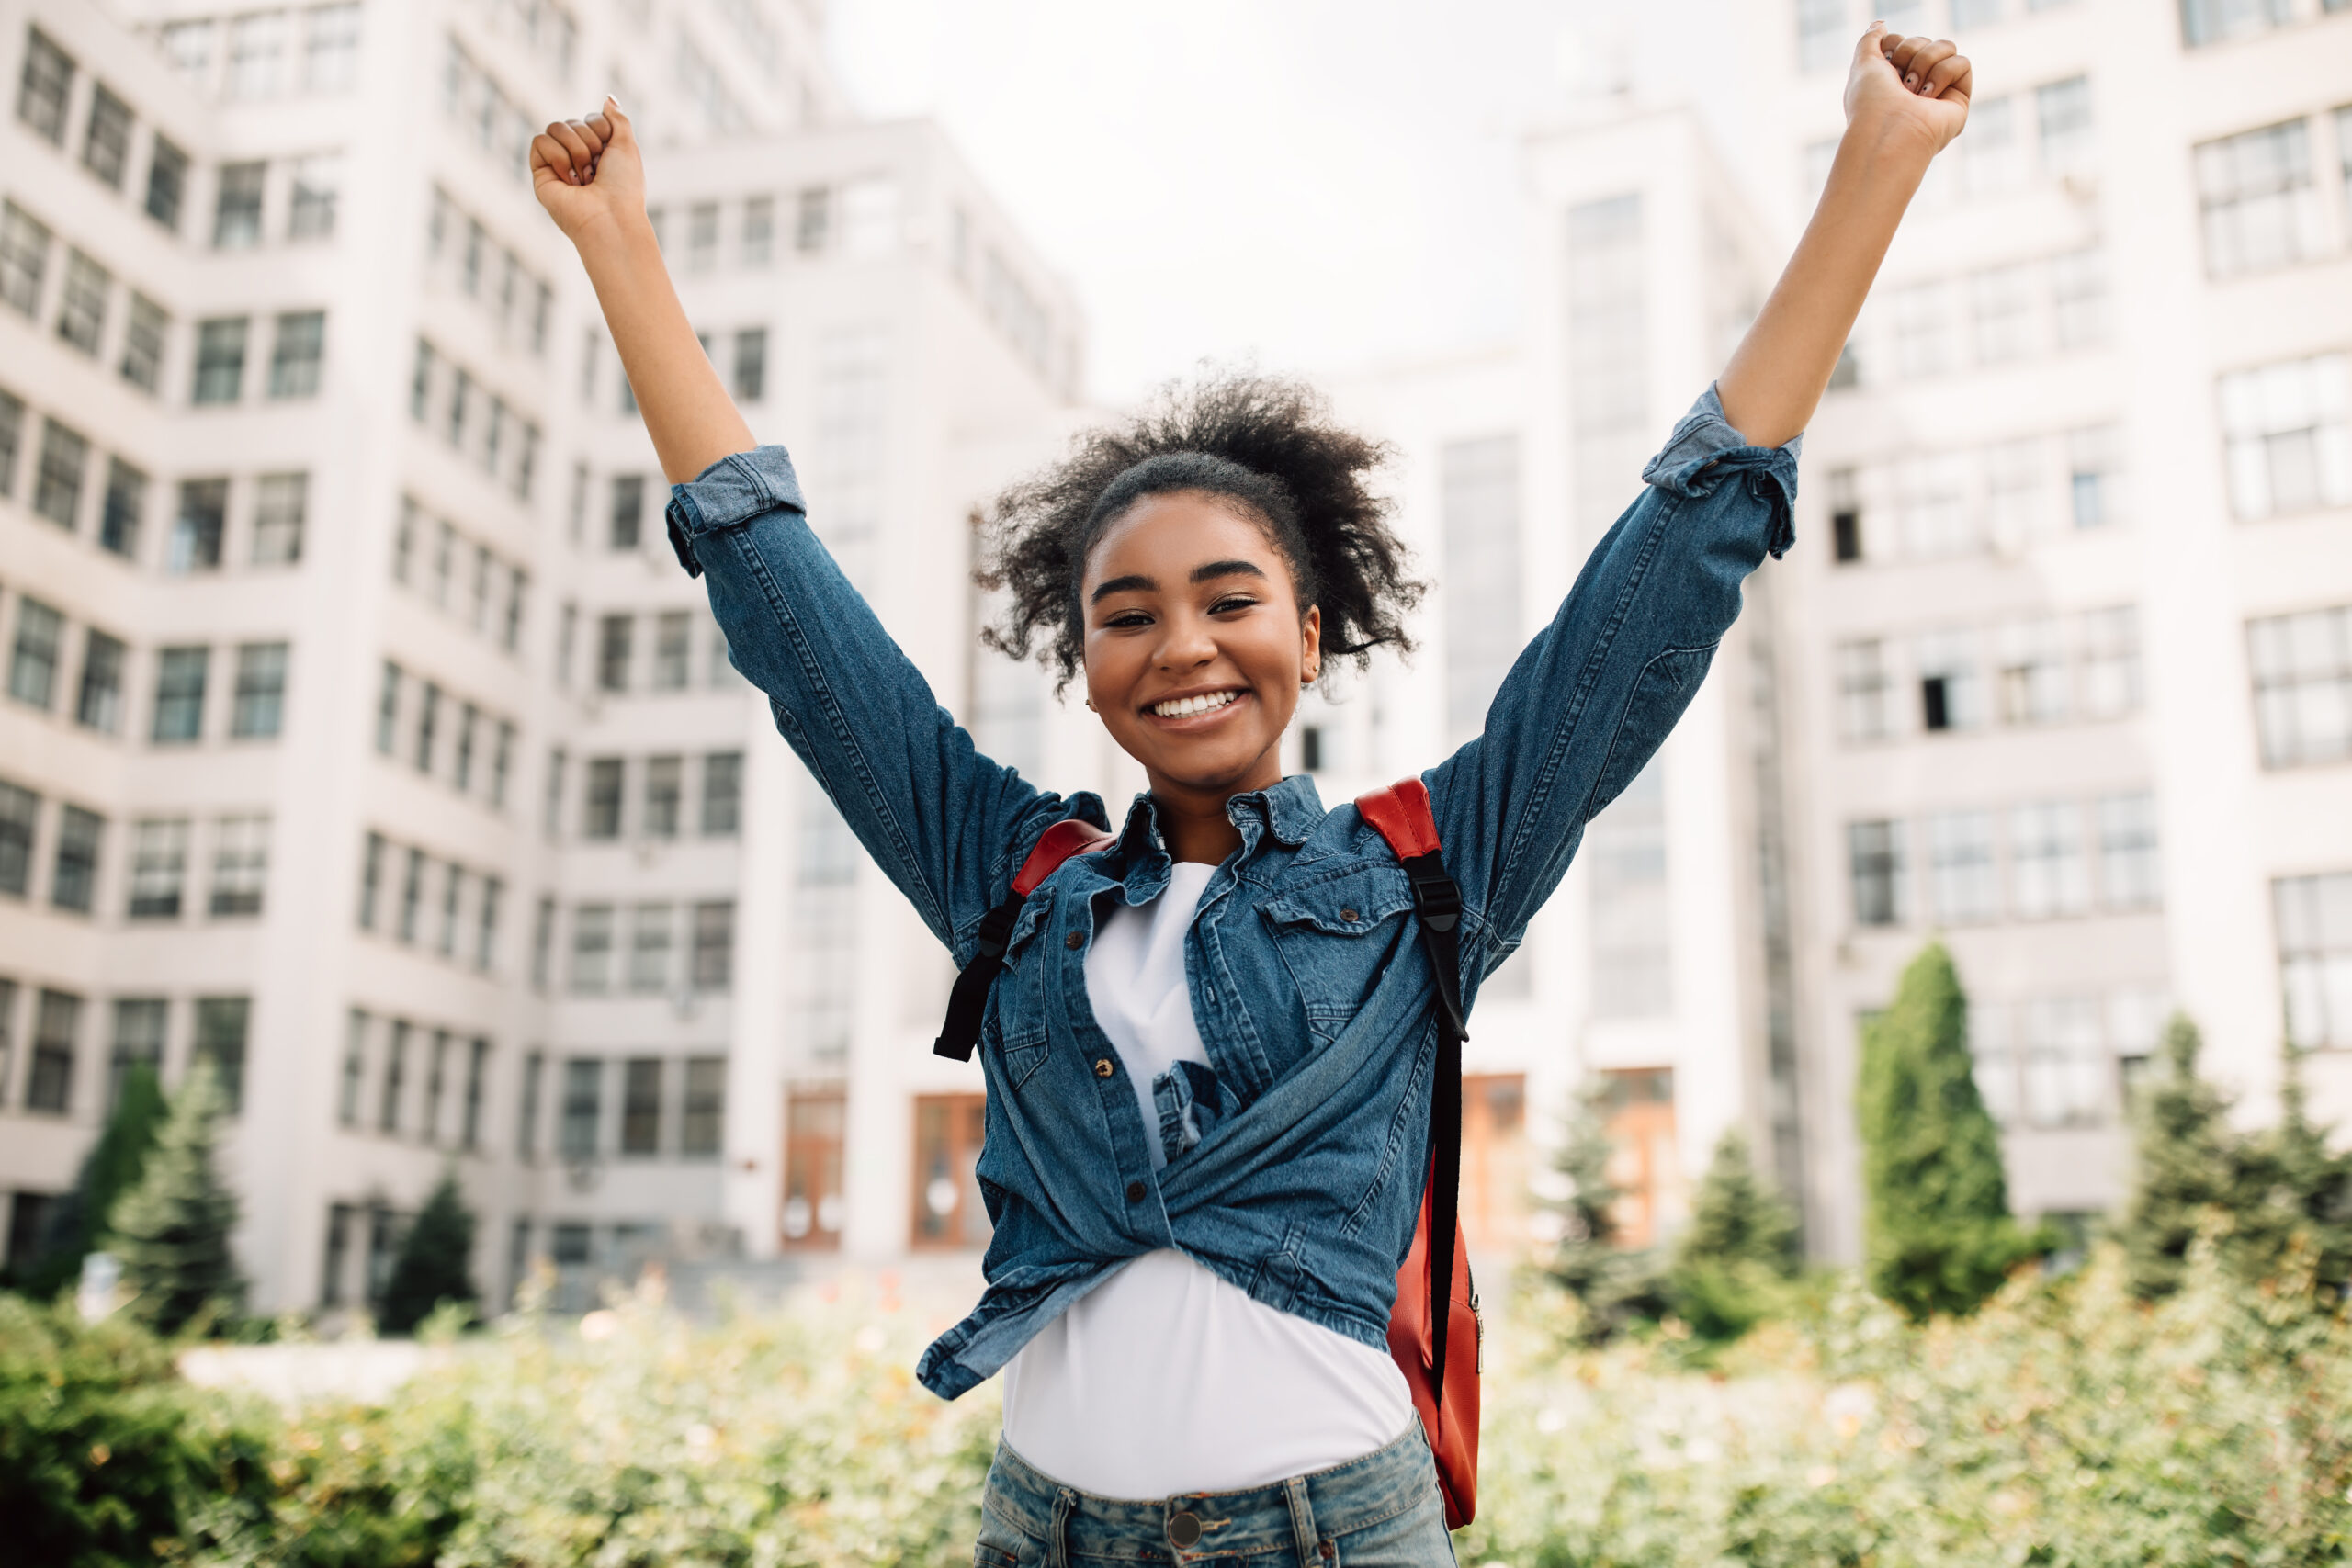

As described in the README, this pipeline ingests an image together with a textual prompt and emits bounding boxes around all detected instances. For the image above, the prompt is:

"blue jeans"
[975,1419,1458,1566]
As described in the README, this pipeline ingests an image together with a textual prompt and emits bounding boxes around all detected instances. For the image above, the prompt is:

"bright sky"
[828,0,1735,404]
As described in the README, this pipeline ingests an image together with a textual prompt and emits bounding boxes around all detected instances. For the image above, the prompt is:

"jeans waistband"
[982,1417,1437,1562]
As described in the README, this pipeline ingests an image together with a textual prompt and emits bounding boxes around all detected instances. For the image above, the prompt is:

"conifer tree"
[21,1065,170,1298]
[2120,1013,2245,1299]
[378,1169,480,1335]
[1857,941,2036,1320]
[1668,1126,1799,1338]
[1543,1077,1667,1341]
[2233,1040,2352,1300]
[110,1062,243,1335]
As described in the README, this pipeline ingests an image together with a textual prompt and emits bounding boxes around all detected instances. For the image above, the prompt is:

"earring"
[1083,695,1097,711]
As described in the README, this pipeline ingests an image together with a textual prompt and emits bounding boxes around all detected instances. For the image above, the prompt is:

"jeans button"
[1125,1180,1147,1203]
[1167,1509,1201,1548]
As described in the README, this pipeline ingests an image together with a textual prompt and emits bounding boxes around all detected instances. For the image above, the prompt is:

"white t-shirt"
[1000,861,1415,1499]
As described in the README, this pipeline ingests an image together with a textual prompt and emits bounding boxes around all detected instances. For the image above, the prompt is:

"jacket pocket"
[990,891,1054,1089]
[1261,866,1416,1047]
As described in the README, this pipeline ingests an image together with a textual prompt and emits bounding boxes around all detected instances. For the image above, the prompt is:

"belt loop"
[1049,1485,1076,1568]
[1283,1473,1318,1567]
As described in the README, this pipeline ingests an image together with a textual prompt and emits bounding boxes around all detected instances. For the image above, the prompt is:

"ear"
[1300,604,1322,682]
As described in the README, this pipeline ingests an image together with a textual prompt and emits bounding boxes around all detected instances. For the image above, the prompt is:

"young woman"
[532,23,1971,1565]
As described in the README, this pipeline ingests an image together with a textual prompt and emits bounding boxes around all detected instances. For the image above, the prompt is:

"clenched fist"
[530,96,644,243]
[1846,23,1973,155]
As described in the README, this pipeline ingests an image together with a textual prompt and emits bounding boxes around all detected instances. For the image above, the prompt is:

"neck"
[1146,758,1283,864]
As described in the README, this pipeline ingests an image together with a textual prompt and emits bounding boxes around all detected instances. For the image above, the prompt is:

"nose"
[1152,605,1217,672]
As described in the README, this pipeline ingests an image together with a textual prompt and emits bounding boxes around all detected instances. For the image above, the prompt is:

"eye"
[1209,593,1259,615]
[1102,610,1152,630]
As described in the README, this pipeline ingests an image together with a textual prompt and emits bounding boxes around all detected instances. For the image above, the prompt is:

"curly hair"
[977,370,1424,693]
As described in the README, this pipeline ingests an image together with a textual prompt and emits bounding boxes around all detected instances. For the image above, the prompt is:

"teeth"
[1154,690,1239,718]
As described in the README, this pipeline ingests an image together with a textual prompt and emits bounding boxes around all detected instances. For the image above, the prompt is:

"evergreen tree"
[20,1065,170,1298]
[1668,1126,1800,1339]
[2233,1040,2352,1301]
[378,1169,480,1335]
[2120,1013,2246,1299]
[1857,941,2037,1320]
[109,1062,243,1336]
[1542,1077,1668,1342]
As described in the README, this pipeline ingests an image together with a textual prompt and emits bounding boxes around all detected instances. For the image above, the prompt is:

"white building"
[0,0,1095,1313]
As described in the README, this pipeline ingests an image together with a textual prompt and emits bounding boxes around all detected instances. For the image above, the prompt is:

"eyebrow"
[1087,559,1269,606]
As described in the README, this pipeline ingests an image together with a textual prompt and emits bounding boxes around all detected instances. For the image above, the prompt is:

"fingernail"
[1905,73,1918,87]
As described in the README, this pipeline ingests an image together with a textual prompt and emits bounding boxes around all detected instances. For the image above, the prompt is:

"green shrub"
[1667,1127,1800,1341]
[378,1170,479,1336]
[111,1063,243,1337]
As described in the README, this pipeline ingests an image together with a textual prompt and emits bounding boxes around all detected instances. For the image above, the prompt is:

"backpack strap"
[933,818,1114,1062]
[1355,776,1468,1412]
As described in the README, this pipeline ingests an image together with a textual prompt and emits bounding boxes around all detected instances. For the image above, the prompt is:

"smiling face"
[1080,490,1320,811]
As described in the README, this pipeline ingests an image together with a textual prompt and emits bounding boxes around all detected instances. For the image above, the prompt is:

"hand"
[1843,23,1972,156]
[530,96,645,244]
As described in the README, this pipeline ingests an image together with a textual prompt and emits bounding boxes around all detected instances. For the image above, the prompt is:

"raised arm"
[1716,25,1973,448]
[531,98,752,483]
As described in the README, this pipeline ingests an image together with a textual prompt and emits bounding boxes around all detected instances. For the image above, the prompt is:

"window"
[559,1058,601,1157]
[453,705,477,792]
[100,457,146,556]
[2066,423,2120,528]
[129,818,190,919]
[169,479,228,573]
[621,1058,662,1154]
[144,136,187,230]
[2050,249,2108,349]
[190,996,250,1114]
[379,1021,408,1131]
[397,848,424,942]
[1926,809,1999,924]
[193,317,249,404]
[340,1010,368,1125]
[2036,75,2093,175]
[628,903,672,992]
[517,1049,544,1157]
[9,597,62,708]
[409,338,434,421]
[447,368,470,446]
[796,185,830,252]
[910,1094,989,1249]
[687,201,719,271]
[76,629,124,732]
[1838,639,1894,741]
[356,831,384,929]
[438,864,463,956]
[692,901,735,990]
[209,815,267,916]
[53,806,102,914]
[55,250,109,355]
[0,389,20,493]
[583,758,624,840]
[2009,801,2087,918]
[423,1031,448,1140]
[225,10,287,98]
[1890,280,1954,378]
[2249,603,2352,766]
[1996,617,2066,726]
[597,614,632,692]
[302,3,362,93]
[0,201,51,318]
[1967,263,2036,364]
[214,161,266,248]
[1915,628,1982,731]
[2196,118,2322,277]
[1587,762,1669,1018]
[288,154,339,239]
[2182,0,2292,47]
[33,418,87,530]
[782,1087,843,1247]
[491,721,514,808]
[108,998,165,1113]
[414,682,439,773]
[608,475,644,550]
[2277,872,2352,1048]
[374,662,401,754]
[2219,353,2352,520]
[642,756,683,838]
[17,28,72,142]
[682,1057,725,1157]
[27,990,80,1114]
[503,570,527,652]
[268,310,325,398]
[2078,605,2141,718]
[230,642,288,738]
[2097,793,2161,910]
[732,327,767,401]
[1953,95,2023,195]
[570,905,614,992]
[0,781,36,897]
[2018,996,2106,1128]
[702,751,743,836]
[1440,434,1523,744]
[2340,106,2352,220]
[245,471,307,565]
[1848,819,1908,927]
[651,612,690,690]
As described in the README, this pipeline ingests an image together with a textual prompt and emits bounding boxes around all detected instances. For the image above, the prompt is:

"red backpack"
[933,777,1481,1529]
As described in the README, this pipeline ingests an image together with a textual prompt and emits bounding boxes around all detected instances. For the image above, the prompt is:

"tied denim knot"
[1153,1060,1227,1165]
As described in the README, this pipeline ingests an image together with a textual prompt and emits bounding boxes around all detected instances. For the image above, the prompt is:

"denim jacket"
[664,385,1798,1400]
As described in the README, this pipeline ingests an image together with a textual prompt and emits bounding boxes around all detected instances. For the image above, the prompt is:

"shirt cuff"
[1641,383,1803,559]
[663,445,808,578]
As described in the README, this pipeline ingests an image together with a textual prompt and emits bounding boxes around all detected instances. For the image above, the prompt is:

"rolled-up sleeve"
[1426,384,1799,972]
[665,446,1098,961]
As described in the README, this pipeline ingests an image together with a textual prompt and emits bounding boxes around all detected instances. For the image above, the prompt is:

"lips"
[1149,688,1242,719]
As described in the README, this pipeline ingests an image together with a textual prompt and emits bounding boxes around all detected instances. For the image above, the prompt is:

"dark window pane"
[213,160,266,248]
[51,806,102,913]
[28,989,82,1113]
[230,642,288,738]
[76,628,125,732]
[81,84,132,187]
[267,310,324,398]
[0,780,40,897]
[701,751,742,835]
[32,418,87,529]
[152,646,209,742]
[145,136,187,230]
[192,317,248,404]
[9,597,62,708]
[17,28,73,144]
[681,1057,724,1156]
[99,457,146,556]
[620,1057,661,1155]
[608,475,643,550]
[583,757,624,840]
[193,997,250,1113]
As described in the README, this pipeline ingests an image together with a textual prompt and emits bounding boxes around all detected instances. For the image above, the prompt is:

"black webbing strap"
[933,895,1025,1062]
[1400,848,1468,1413]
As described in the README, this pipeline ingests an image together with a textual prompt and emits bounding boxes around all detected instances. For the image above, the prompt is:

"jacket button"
[1094,1058,1114,1079]
[1064,931,1084,950]
[1125,1180,1148,1204]
[1340,907,1359,921]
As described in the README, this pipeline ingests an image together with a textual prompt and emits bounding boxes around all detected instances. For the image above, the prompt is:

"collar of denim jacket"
[1108,773,1325,895]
